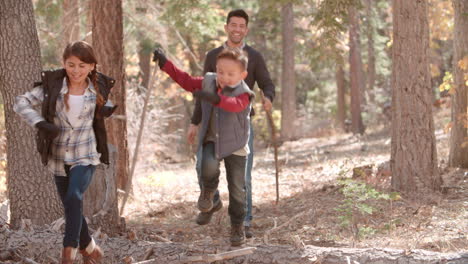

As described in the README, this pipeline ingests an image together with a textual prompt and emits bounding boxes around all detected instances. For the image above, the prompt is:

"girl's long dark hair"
[62,41,104,110]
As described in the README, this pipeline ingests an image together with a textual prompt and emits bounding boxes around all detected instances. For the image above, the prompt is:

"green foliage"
[139,37,156,55]
[159,0,223,38]
[252,105,281,143]
[383,218,402,231]
[123,0,224,81]
[362,0,392,89]
[34,0,63,67]
[439,71,454,94]
[304,79,338,118]
[335,178,396,239]
[218,0,258,13]
[35,0,62,25]
[358,226,376,239]
[305,0,393,121]
[312,0,361,62]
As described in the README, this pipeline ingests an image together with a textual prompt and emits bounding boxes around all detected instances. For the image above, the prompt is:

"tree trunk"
[84,0,92,43]
[0,0,62,228]
[61,0,80,47]
[90,0,126,232]
[280,2,296,141]
[92,0,128,191]
[390,0,441,195]
[448,0,468,168]
[365,0,376,103]
[348,6,365,134]
[83,145,123,234]
[336,63,346,131]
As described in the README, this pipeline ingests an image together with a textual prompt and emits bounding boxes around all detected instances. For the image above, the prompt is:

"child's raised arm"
[153,48,202,92]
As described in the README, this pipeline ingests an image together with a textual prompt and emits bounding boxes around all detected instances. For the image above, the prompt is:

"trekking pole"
[120,63,159,216]
[260,91,280,205]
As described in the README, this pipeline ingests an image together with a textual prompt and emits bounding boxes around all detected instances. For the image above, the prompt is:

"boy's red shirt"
[161,60,250,113]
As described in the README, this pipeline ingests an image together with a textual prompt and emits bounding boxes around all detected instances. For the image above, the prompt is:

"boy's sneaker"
[198,189,215,212]
[196,199,223,225]
[244,226,253,238]
[230,224,245,246]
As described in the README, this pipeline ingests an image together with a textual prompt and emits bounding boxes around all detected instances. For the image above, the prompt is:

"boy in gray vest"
[153,48,254,246]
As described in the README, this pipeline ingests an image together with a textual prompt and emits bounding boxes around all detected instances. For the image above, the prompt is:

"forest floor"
[122,105,467,255]
[1,105,467,263]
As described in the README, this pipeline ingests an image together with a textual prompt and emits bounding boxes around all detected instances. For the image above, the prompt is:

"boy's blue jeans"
[200,142,246,225]
[196,125,254,226]
[54,165,95,249]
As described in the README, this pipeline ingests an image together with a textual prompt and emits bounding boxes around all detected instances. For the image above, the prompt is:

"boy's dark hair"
[217,48,248,71]
[227,9,249,26]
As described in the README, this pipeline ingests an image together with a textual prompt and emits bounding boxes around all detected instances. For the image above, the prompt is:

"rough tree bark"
[84,0,92,43]
[90,0,126,233]
[83,146,122,234]
[280,2,297,141]
[0,0,62,227]
[61,0,80,47]
[348,6,365,134]
[448,0,468,168]
[365,0,376,103]
[336,62,346,131]
[390,0,441,194]
[91,0,129,191]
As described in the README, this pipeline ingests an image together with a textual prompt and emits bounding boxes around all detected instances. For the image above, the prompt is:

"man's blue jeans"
[244,125,254,227]
[54,165,96,249]
[196,125,254,226]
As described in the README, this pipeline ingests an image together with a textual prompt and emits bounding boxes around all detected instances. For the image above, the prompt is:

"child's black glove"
[35,121,60,139]
[152,48,167,69]
[193,90,221,105]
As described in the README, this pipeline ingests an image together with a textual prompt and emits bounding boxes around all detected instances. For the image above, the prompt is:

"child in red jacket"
[154,48,254,246]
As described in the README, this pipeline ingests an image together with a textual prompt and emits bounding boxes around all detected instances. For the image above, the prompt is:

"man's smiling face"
[224,16,249,46]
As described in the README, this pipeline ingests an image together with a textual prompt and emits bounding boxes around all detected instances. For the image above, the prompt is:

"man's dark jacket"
[191,44,275,124]
[35,69,115,165]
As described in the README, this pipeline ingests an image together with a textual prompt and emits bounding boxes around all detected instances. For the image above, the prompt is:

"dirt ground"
[121,106,467,254]
[0,105,466,263]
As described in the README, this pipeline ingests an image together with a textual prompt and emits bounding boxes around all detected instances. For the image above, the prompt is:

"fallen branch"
[152,234,172,243]
[133,247,256,264]
[143,248,154,260]
[301,245,468,264]
[45,255,59,263]
[4,225,467,264]
[263,209,313,244]
[23,257,40,264]
[50,217,64,231]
